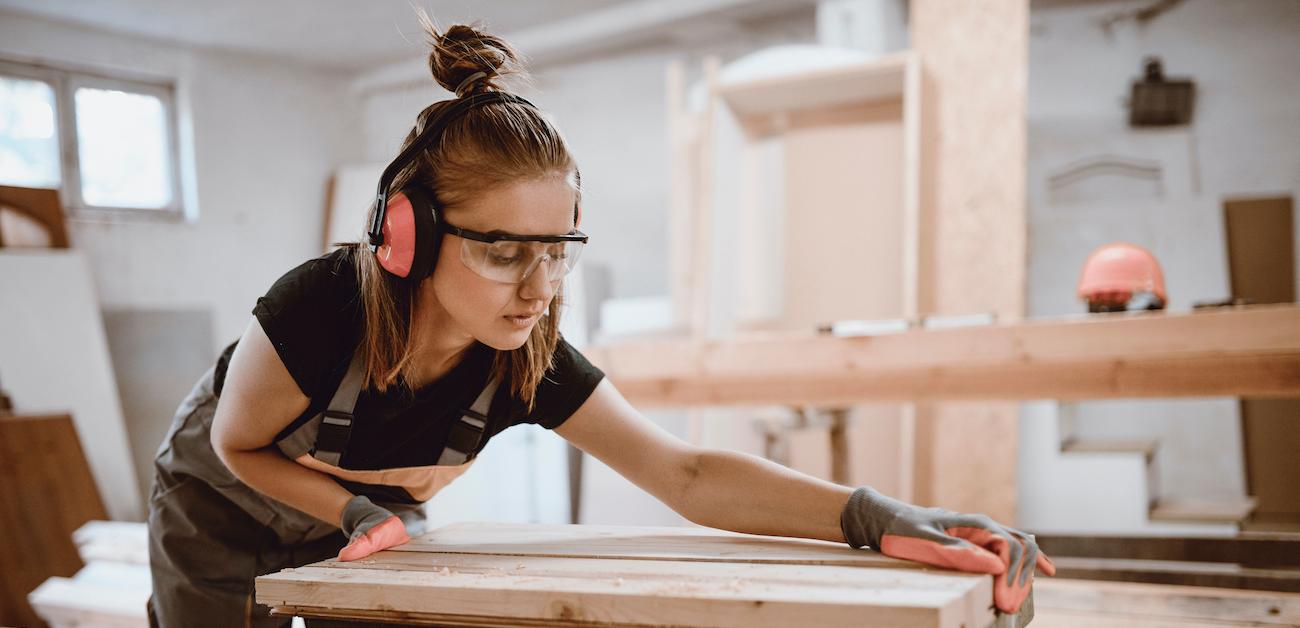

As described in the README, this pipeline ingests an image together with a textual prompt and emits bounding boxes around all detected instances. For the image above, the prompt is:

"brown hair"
[345,20,580,412]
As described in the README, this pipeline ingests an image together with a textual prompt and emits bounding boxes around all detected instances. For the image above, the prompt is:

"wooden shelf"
[1061,438,1159,462]
[585,304,1300,408]
[716,52,911,119]
[1150,497,1259,525]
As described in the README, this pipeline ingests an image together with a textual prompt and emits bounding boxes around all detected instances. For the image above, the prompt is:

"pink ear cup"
[376,192,416,278]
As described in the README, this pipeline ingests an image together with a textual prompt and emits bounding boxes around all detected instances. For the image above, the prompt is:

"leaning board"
[258,522,1023,627]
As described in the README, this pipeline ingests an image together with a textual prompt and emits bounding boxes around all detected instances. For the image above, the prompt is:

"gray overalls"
[146,348,499,627]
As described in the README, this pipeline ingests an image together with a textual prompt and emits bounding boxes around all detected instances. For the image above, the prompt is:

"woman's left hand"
[840,486,1054,614]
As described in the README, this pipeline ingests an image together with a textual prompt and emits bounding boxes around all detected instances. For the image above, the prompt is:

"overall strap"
[310,348,368,466]
[303,348,503,467]
[436,376,501,465]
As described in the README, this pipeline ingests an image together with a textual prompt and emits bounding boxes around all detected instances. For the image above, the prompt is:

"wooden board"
[393,522,906,567]
[28,562,150,628]
[0,184,69,248]
[1034,578,1300,626]
[0,413,108,628]
[585,304,1300,407]
[1225,196,1300,527]
[909,0,1028,521]
[258,522,1016,628]
[74,521,149,566]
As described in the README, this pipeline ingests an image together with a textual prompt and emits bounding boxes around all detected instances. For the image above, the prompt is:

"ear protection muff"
[373,185,439,280]
[369,91,537,281]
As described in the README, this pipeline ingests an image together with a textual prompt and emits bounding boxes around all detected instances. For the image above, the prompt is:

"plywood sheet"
[102,308,214,509]
[0,414,108,627]
[0,251,142,521]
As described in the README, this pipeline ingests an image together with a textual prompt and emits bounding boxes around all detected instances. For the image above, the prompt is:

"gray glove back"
[340,494,396,541]
[840,486,1036,584]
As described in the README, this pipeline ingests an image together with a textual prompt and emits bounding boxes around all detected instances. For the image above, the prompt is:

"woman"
[147,21,1051,627]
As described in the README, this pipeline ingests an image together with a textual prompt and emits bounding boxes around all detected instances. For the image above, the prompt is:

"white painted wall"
[0,10,365,355]
[1019,0,1300,526]
[1027,0,1300,313]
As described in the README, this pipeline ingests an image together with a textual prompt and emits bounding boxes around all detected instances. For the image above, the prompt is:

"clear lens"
[460,238,584,283]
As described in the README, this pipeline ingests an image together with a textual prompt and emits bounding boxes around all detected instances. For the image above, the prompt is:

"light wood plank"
[1035,578,1300,625]
[259,557,992,628]
[257,523,1008,628]
[28,576,148,628]
[392,522,909,568]
[1050,556,1300,592]
[1061,438,1159,460]
[585,305,1300,407]
[74,520,149,566]
[1151,497,1259,524]
[1031,609,1263,628]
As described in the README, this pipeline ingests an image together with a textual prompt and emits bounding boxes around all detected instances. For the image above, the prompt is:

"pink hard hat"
[1077,242,1167,309]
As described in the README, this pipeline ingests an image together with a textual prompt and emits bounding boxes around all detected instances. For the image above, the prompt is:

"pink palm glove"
[338,495,410,561]
[840,487,1055,614]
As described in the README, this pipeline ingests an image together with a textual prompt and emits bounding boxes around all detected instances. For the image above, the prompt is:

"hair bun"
[426,22,520,96]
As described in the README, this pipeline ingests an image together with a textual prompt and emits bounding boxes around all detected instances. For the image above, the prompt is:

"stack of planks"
[258,522,1022,627]
[28,520,150,628]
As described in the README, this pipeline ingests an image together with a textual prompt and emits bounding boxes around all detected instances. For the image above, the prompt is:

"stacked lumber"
[258,522,1022,627]
[28,521,150,628]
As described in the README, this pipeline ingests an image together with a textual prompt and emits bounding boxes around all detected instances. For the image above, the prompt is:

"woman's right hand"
[338,495,410,561]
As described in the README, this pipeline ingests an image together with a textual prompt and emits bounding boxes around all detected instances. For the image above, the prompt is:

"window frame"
[0,58,185,220]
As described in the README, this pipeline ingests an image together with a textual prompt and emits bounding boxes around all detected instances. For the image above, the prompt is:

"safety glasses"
[444,222,587,284]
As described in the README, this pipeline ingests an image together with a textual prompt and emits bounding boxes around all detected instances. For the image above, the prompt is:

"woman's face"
[425,175,576,351]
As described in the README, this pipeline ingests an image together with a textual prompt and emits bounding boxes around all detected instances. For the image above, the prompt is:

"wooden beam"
[585,305,1300,407]
[1034,578,1300,626]
[257,522,1015,628]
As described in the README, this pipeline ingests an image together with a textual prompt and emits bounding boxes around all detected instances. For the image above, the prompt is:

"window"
[0,60,183,217]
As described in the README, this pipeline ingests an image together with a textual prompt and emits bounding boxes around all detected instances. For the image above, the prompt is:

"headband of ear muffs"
[369,91,539,281]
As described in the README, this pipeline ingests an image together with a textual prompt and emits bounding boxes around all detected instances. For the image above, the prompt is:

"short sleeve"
[251,249,362,399]
[520,337,605,430]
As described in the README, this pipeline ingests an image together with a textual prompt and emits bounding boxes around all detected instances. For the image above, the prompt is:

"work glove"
[840,486,1054,614]
[338,495,410,561]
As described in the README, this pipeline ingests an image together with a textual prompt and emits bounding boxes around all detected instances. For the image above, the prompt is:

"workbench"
[256,522,1029,627]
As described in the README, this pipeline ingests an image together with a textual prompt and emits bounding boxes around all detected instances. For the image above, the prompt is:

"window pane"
[75,86,172,208]
[0,76,61,187]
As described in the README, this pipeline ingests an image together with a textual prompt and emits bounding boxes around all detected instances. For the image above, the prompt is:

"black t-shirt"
[213,247,604,472]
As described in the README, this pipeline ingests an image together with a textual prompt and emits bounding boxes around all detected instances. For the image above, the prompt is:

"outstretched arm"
[556,378,1051,613]
[557,379,850,541]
